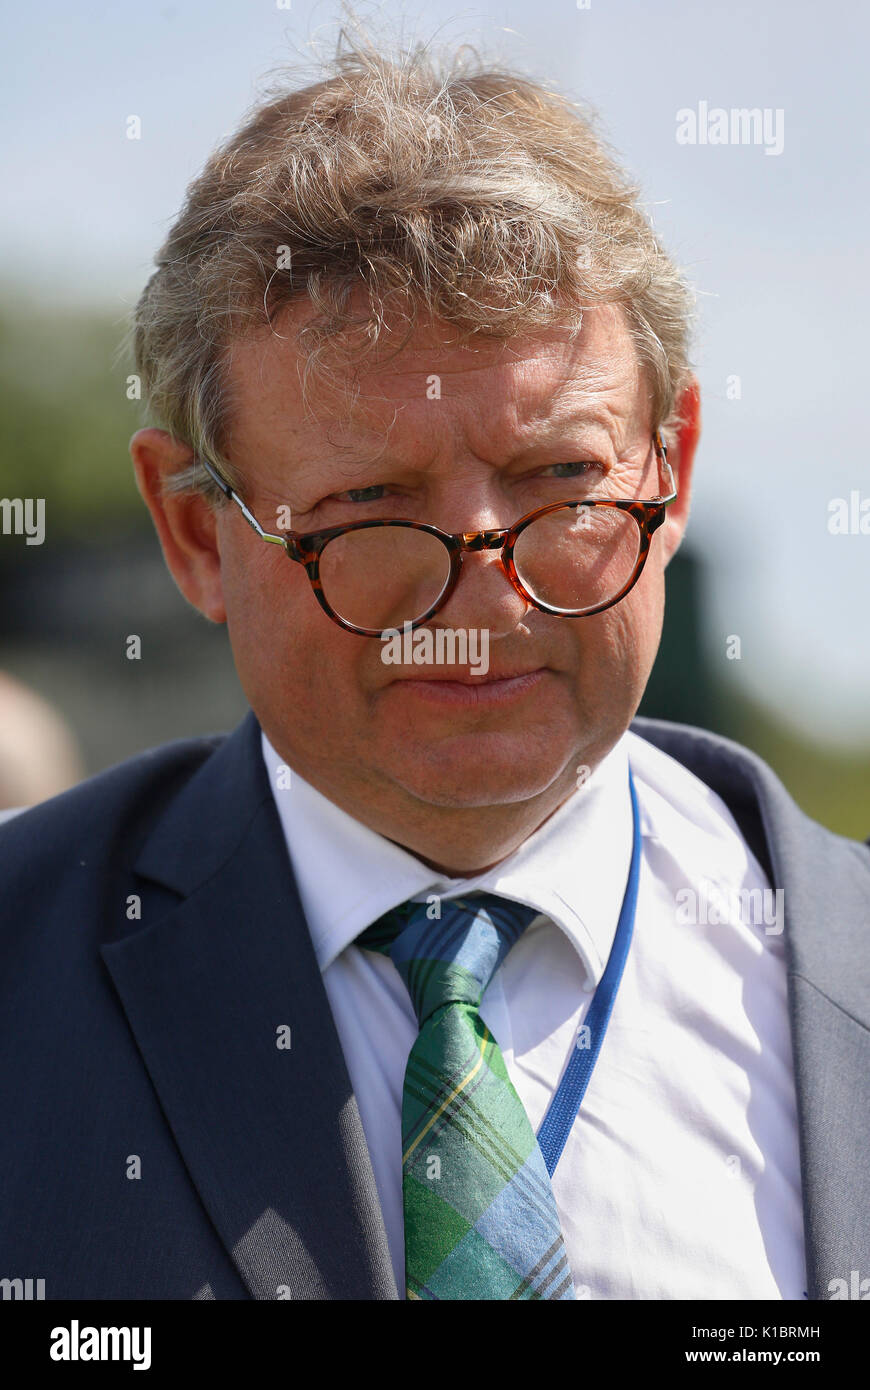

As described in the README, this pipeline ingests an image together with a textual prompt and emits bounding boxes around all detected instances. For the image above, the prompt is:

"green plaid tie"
[356,891,576,1301]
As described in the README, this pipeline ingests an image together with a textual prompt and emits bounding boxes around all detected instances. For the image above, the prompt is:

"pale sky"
[2,0,868,744]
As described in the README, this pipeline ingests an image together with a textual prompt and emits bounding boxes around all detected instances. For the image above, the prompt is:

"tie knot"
[356,892,539,1026]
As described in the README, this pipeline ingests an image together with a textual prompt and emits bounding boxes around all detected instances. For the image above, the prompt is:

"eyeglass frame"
[194,429,676,637]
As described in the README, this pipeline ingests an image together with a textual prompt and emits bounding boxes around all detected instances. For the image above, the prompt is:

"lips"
[386,668,547,706]
[391,666,546,685]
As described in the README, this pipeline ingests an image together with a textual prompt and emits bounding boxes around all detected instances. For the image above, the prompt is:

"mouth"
[387,667,547,706]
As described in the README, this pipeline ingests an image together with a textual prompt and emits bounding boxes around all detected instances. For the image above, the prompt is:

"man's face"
[133,300,697,867]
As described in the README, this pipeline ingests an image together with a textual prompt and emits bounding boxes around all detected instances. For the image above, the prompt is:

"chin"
[383,729,573,809]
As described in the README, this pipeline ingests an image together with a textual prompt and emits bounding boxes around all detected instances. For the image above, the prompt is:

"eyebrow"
[312,412,622,470]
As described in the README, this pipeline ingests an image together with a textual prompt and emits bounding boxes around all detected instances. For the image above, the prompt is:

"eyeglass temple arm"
[652,430,678,504]
[195,457,287,545]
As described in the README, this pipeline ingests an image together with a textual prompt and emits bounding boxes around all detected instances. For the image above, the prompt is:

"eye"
[333,484,388,503]
[540,461,600,479]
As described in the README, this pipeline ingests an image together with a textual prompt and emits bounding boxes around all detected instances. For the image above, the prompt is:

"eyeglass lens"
[317,505,641,630]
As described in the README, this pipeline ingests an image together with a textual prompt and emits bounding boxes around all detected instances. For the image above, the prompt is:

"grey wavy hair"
[127,27,696,505]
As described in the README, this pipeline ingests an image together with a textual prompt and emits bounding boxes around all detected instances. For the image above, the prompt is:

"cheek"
[222,546,304,706]
[222,546,283,663]
[221,544,371,743]
[610,553,666,682]
[571,555,665,703]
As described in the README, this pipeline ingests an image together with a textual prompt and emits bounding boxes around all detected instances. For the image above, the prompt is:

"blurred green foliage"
[725,692,870,844]
[0,299,145,530]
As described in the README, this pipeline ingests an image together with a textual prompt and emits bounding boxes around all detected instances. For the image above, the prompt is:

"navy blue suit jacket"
[0,710,868,1299]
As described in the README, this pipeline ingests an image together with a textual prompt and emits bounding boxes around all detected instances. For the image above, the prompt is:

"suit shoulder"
[0,730,228,879]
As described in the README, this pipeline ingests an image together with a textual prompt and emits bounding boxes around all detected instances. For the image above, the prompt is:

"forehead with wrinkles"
[222,299,651,487]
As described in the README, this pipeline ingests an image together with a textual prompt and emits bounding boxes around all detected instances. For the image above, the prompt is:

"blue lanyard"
[535,764,641,1178]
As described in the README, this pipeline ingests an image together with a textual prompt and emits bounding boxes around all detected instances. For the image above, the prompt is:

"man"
[1,35,867,1302]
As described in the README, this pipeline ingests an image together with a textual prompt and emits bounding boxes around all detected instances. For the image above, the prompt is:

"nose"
[423,478,533,637]
[435,540,533,639]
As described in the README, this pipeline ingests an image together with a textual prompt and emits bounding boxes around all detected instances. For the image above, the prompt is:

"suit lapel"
[101,711,398,1300]
[632,717,870,1300]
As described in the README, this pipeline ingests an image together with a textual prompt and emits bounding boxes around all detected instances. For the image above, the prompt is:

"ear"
[658,375,701,565]
[129,428,227,623]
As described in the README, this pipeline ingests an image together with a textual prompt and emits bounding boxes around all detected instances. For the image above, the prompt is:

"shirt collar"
[262,731,634,990]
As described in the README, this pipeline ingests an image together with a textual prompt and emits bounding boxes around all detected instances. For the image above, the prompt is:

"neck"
[293,758,595,876]
[382,782,579,877]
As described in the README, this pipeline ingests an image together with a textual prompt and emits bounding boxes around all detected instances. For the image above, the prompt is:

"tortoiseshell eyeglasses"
[196,430,676,637]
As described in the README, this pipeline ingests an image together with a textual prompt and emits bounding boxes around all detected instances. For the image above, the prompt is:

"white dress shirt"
[262,728,807,1300]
